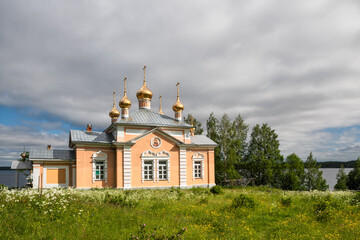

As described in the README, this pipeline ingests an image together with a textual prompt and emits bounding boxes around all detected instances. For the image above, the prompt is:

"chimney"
[47,145,52,150]
[87,123,92,132]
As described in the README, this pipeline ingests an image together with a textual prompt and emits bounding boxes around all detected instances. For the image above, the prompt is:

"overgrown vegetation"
[1,187,359,239]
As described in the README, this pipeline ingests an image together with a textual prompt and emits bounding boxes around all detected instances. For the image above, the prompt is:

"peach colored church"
[30,67,217,189]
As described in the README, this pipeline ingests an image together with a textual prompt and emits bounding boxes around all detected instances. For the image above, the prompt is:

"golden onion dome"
[119,76,132,109]
[136,65,153,100]
[172,82,184,112]
[109,91,120,118]
[120,95,132,109]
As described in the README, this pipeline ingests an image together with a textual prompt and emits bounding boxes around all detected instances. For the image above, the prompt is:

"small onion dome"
[109,106,120,118]
[172,99,184,112]
[120,95,132,109]
[136,81,153,100]
[109,91,120,118]
[172,82,184,112]
[136,65,153,100]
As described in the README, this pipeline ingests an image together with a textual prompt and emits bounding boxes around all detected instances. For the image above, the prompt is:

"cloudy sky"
[1,0,360,166]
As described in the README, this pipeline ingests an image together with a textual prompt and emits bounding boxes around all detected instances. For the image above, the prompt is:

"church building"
[28,67,217,189]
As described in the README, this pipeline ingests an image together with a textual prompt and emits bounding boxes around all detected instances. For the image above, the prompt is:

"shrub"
[232,194,256,209]
[104,193,139,207]
[350,192,360,206]
[280,197,292,207]
[313,195,340,222]
[210,185,223,195]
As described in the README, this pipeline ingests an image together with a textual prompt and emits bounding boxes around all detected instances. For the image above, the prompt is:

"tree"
[206,113,248,183]
[281,153,305,190]
[347,157,360,190]
[183,113,204,135]
[243,123,283,187]
[334,165,348,191]
[304,152,328,191]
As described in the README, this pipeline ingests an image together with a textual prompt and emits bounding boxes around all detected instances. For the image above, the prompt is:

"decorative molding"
[151,137,161,148]
[123,146,132,189]
[179,147,187,188]
[192,152,205,181]
[92,151,108,183]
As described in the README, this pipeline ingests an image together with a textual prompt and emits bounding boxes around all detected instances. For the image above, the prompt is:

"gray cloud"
[1,0,360,164]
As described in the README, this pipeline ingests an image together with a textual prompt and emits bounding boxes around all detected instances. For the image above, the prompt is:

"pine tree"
[244,123,283,187]
[347,157,360,190]
[334,165,348,191]
[282,153,305,190]
[304,152,328,191]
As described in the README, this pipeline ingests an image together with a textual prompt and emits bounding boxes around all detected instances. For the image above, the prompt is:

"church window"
[194,161,202,178]
[158,160,167,180]
[144,160,153,180]
[91,151,108,183]
[95,161,105,180]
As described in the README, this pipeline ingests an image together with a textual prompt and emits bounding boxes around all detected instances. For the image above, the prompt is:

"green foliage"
[206,113,248,183]
[0,188,360,239]
[347,157,360,190]
[334,165,348,191]
[281,153,305,190]
[280,197,292,207]
[304,152,328,191]
[313,195,340,222]
[130,224,187,240]
[104,192,139,207]
[210,185,223,195]
[243,123,283,187]
[350,192,360,206]
[232,194,256,209]
[183,113,204,135]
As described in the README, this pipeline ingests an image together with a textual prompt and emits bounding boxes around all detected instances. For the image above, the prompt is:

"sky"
[1,0,360,166]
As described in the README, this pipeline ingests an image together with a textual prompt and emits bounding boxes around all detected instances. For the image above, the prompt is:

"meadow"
[0,186,359,240]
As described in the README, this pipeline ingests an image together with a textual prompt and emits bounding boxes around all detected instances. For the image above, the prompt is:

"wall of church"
[130,132,180,188]
[75,146,115,189]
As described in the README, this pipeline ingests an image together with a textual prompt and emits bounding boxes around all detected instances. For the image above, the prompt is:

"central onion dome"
[109,91,120,118]
[119,77,131,109]
[136,65,153,100]
[172,82,184,112]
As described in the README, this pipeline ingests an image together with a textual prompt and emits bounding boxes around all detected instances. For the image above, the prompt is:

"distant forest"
[318,161,356,168]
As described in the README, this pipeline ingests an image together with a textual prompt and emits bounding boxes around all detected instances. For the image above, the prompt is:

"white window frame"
[92,151,108,183]
[143,160,154,181]
[158,160,168,180]
[141,150,170,183]
[192,152,205,181]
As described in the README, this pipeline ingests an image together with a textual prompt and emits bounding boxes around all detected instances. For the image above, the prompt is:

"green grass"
[0,187,359,239]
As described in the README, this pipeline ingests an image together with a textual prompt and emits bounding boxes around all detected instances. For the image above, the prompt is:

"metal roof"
[115,109,193,128]
[29,148,75,160]
[190,135,218,146]
[70,130,113,144]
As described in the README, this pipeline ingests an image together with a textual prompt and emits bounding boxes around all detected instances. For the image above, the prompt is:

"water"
[0,170,29,188]
[321,168,352,191]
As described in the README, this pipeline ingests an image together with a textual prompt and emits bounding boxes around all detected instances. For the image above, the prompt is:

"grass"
[0,187,359,239]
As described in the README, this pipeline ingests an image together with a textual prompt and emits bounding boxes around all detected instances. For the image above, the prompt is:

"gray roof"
[115,109,193,128]
[190,135,218,146]
[70,130,113,144]
[29,148,75,160]
[11,160,33,170]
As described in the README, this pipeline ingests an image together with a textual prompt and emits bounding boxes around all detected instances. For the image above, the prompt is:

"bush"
[313,195,340,222]
[104,193,139,207]
[232,194,256,209]
[210,185,223,195]
[280,197,292,207]
[350,192,360,206]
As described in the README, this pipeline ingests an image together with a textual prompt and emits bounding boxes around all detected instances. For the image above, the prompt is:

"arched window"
[92,151,107,183]
[192,153,205,181]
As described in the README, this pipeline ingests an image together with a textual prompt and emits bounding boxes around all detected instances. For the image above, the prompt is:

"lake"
[321,168,352,191]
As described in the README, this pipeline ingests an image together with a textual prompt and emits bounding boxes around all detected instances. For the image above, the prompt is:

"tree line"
[185,113,359,191]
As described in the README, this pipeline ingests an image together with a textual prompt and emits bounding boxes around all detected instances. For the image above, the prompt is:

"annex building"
[22,67,217,189]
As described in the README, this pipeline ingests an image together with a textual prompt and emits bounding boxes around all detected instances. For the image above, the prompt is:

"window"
[144,160,153,180]
[91,151,108,183]
[158,160,167,180]
[95,161,104,180]
[194,161,202,178]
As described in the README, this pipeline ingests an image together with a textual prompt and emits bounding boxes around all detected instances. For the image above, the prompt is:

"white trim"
[91,151,108,183]
[33,167,40,189]
[163,130,183,136]
[179,147,187,188]
[116,126,124,138]
[126,128,148,135]
[43,165,69,188]
[123,146,132,189]
[192,152,205,181]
